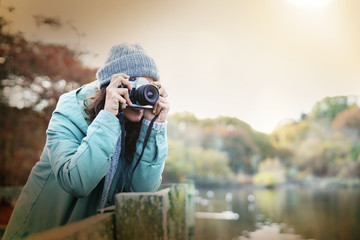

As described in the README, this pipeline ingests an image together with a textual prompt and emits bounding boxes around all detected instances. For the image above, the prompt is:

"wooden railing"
[21,182,195,240]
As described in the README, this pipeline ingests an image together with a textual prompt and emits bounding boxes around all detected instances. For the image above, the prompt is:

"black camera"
[122,77,159,109]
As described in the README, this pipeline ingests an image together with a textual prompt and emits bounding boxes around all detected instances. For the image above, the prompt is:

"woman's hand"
[143,82,170,123]
[104,73,133,116]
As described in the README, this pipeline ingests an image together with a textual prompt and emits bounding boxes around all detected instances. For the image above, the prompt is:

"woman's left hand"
[143,82,170,123]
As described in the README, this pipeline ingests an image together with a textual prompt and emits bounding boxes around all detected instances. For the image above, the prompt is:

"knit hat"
[96,43,160,88]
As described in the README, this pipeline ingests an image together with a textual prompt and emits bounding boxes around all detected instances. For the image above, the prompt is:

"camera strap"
[127,113,159,191]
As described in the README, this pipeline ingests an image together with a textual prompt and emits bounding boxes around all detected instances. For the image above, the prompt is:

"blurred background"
[0,0,359,239]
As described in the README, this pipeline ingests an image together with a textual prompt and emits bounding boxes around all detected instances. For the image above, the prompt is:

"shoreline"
[192,178,360,190]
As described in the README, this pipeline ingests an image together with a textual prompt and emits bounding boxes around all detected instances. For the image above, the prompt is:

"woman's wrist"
[142,118,167,131]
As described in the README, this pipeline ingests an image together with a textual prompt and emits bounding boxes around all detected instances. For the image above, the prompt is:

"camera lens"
[135,84,159,105]
[146,91,154,99]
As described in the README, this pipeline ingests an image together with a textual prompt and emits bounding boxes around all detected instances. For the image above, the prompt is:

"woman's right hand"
[104,73,133,116]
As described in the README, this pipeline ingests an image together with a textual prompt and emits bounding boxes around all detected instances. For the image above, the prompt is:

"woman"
[3,43,170,240]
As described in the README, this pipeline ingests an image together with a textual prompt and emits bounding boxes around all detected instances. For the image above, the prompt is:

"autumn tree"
[167,114,273,177]
[271,97,360,179]
[332,105,360,173]
[0,16,96,116]
[270,120,311,167]
[0,14,97,185]
[332,105,360,136]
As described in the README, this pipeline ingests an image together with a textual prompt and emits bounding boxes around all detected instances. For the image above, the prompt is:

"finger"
[153,81,161,88]
[121,77,132,90]
[156,101,167,115]
[158,87,168,98]
[154,97,165,114]
[108,75,123,88]
[108,74,130,88]
[154,99,165,114]
[113,73,130,80]
[114,94,130,109]
[152,101,159,114]
[159,98,170,111]
[114,73,130,78]
[115,88,133,106]
[153,82,166,95]
[157,96,168,104]
[116,95,127,109]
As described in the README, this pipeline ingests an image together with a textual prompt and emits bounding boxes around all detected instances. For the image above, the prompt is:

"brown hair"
[84,88,142,162]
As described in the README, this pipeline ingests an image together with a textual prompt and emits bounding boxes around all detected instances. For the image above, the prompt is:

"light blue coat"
[3,81,167,240]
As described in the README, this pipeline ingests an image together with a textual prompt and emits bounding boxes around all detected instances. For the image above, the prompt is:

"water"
[194,185,360,240]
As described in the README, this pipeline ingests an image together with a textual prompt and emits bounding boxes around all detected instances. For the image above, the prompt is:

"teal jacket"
[3,81,167,240]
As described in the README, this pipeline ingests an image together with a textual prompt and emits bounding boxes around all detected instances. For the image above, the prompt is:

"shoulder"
[49,81,99,134]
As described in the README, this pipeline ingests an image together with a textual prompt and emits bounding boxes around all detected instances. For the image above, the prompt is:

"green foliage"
[169,112,198,123]
[163,140,192,183]
[272,120,311,147]
[310,96,355,121]
[253,158,286,187]
[350,144,360,161]
[253,172,278,187]
[253,131,274,158]
[167,113,273,178]
[166,96,360,184]
[164,140,234,185]
[270,96,360,179]
[188,145,233,182]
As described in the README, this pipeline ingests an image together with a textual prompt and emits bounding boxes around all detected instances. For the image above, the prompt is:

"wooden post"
[160,182,196,240]
[185,181,196,239]
[19,183,194,240]
[166,184,189,240]
[114,188,170,240]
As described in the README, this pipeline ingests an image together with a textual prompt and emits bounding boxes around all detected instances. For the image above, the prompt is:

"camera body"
[122,77,159,109]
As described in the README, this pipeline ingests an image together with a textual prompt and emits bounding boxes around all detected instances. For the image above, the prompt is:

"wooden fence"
[19,182,195,240]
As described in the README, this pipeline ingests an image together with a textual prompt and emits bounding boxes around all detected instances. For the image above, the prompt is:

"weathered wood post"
[185,181,196,239]
[18,183,195,240]
[114,188,170,240]
[159,181,196,240]
[164,184,189,240]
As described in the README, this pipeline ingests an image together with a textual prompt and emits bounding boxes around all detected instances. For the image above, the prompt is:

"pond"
[194,185,360,240]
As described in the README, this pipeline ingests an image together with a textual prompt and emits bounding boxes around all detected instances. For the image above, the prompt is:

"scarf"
[100,112,126,210]
[99,112,159,210]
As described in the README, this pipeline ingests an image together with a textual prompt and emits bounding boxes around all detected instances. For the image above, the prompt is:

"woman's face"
[123,77,155,122]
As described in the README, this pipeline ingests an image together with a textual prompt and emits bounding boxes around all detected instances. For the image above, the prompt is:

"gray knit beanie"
[96,43,160,88]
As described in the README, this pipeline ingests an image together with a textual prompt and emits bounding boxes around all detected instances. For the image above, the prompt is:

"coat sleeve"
[125,120,168,192]
[46,110,120,197]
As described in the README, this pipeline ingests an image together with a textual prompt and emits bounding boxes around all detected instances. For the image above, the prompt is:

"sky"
[1,0,359,133]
